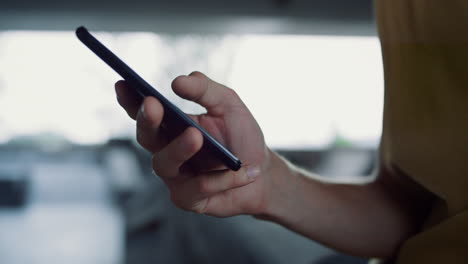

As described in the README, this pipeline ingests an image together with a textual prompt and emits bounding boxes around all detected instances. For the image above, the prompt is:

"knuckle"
[231,171,244,187]
[192,205,205,214]
[224,87,241,103]
[189,71,203,77]
[170,193,203,213]
[184,133,201,154]
[127,110,137,120]
[191,200,208,214]
[224,87,237,96]
[197,176,212,195]
[151,154,165,177]
[136,129,154,151]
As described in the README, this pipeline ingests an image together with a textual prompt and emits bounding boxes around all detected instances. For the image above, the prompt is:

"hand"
[115,71,274,217]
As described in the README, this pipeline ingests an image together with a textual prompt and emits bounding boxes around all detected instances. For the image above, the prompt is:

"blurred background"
[0,0,381,263]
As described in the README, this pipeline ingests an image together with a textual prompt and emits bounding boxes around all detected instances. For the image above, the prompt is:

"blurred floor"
[126,185,337,264]
[0,148,124,264]
[0,145,371,264]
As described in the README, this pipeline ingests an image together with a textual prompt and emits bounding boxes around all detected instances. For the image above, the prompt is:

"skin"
[114,71,434,258]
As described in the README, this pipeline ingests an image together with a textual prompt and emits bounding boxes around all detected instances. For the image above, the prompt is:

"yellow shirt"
[376,0,468,262]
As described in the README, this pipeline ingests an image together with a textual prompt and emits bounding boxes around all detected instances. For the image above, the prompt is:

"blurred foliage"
[332,134,353,148]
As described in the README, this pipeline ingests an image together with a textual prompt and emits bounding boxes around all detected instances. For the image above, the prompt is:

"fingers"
[185,168,256,196]
[115,81,168,152]
[152,126,204,178]
[167,167,257,214]
[171,71,243,116]
[135,96,168,152]
[115,80,142,120]
[150,125,259,214]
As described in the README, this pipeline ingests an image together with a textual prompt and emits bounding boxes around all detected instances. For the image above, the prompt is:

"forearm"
[258,151,419,258]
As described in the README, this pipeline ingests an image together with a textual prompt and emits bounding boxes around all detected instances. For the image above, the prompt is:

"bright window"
[0,31,383,149]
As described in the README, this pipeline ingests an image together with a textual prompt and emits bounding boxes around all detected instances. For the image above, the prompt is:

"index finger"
[115,80,143,120]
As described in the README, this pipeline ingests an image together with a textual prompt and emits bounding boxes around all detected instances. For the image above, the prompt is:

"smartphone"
[76,26,242,171]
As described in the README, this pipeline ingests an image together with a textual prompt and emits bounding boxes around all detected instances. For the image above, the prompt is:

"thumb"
[171,71,243,115]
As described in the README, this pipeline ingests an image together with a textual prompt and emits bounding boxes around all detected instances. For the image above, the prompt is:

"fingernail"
[246,166,260,180]
[139,103,146,120]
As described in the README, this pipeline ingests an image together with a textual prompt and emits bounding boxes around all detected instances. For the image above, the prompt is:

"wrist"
[254,150,301,221]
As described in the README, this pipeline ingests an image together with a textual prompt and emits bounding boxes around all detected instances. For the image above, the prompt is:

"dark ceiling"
[0,0,376,35]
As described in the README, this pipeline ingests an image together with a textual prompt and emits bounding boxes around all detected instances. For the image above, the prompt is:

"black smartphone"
[76,26,241,171]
